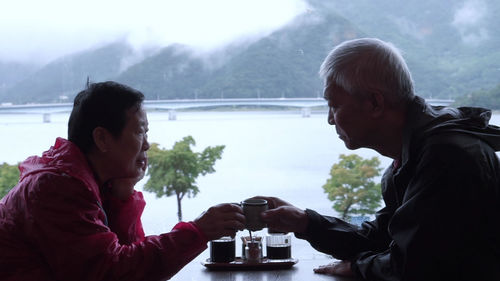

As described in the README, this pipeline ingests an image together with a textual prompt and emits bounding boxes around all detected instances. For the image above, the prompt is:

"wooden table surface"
[169,249,357,281]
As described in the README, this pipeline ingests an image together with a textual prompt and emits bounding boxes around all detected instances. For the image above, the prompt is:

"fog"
[452,0,489,45]
[0,0,309,64]
[1,0,493,65]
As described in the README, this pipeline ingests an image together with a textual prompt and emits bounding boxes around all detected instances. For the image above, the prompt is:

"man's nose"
[328,109,335,125]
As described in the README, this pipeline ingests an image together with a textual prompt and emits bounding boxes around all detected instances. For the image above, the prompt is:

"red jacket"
[0,138,208,281]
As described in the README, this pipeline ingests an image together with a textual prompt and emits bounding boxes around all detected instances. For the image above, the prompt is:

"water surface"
[1,110,499,258]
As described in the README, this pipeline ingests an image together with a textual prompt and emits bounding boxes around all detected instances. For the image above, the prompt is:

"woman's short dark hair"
[68,81,145,153]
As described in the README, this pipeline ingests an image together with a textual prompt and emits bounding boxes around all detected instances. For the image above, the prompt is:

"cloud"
[391,17,425,40]
[452,0,489,45]
[0,0,308,64]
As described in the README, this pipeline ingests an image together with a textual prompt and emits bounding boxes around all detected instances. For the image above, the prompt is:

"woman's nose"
[143,136,150,151]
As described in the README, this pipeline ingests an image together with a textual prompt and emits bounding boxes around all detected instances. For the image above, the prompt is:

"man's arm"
[295,207,393,261]
[259,196,394,260]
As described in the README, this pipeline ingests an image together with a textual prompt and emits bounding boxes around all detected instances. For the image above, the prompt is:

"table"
[169,234,358,281]
[169,254,356,281]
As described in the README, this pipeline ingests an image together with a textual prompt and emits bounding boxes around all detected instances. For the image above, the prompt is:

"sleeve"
[295,206,393,261]
[351,143,500,281]
[26,173,208,281]
[103,190,146,245]
[295,164,398,262]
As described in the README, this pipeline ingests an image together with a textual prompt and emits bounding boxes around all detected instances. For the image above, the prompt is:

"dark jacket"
[296,96,500,281]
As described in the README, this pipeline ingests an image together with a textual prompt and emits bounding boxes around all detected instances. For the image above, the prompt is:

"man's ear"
[368,91,385,118]
[92,127,111,153]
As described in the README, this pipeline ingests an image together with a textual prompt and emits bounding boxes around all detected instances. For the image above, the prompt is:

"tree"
[0,162,20,199]
[322,154,382,221]
[144,136,225,221]
[455,83,500,110]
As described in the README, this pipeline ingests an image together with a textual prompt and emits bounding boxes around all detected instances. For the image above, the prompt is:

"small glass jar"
[265,231,292,260]
[241,235,262,260]
[244,241,262,263]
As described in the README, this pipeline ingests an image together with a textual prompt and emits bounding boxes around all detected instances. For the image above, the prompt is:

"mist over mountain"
[0,62,39,99]
[0,42,134,103]
[1,0,499,104]
[320,0,500,98]
[114,11,359,100]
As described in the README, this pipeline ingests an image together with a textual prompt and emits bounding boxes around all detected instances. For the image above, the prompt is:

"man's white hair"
[319,38,414,107]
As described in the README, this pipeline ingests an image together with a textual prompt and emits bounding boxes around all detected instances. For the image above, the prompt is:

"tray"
[202,257,298,270]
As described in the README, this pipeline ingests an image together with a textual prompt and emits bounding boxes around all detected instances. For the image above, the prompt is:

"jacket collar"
[399,95,500,171]
[19,137,101,201]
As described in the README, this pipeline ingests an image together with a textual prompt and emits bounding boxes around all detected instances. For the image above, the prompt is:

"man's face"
[324,84,373,150]
[106,105,150,180]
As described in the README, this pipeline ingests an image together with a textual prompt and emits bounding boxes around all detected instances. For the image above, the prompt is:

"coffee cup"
[241,198,268,231]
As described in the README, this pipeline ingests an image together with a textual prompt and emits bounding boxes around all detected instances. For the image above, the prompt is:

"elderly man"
[0,81,245,280]
[259,38,500,280]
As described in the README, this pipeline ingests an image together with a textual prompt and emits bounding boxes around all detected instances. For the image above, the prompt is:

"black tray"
[202,257,298,270]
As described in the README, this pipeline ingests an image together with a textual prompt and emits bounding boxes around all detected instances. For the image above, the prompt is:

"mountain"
[1,0,499,104]
[115,11,361,100]
[0,61,39,101]
[0,41,134,103]
[455,84,500,109]
[317,0,500,98]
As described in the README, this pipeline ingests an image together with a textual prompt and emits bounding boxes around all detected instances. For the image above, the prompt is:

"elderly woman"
[0,81,245,280]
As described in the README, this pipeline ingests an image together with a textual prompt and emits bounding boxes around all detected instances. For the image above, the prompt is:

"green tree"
[0,162,20,199]
[144,136,225,221]
[454,83,500,110]
[323,154,382,221]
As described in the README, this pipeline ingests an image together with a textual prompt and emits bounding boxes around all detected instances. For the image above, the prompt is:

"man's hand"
[193,203,245,241]
[252,196,292,209]
[314,260,354,277]
[253,196,309,234]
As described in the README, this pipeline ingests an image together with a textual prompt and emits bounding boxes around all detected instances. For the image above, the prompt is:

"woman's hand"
[108,165,146,200]
[193,203,245,241]
[109,178,137,200]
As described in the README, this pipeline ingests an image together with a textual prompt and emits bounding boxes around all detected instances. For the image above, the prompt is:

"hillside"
[0,42,134,103]
[0,61,39,99]
[1,0,499,104]
[115,11,361,100]
[320,0,500,98]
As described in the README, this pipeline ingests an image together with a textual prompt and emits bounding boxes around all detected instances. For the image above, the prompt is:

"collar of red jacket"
[18,137,101,201]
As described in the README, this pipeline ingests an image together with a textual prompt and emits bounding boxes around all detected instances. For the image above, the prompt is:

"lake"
[1,109,499,258]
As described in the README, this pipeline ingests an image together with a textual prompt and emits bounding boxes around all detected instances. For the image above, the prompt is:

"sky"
[0,0,309,64]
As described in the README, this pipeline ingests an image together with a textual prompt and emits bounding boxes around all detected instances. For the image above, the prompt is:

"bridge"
[0,97,455,123]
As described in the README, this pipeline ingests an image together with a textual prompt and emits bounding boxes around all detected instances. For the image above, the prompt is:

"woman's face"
[106,105,150,180]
